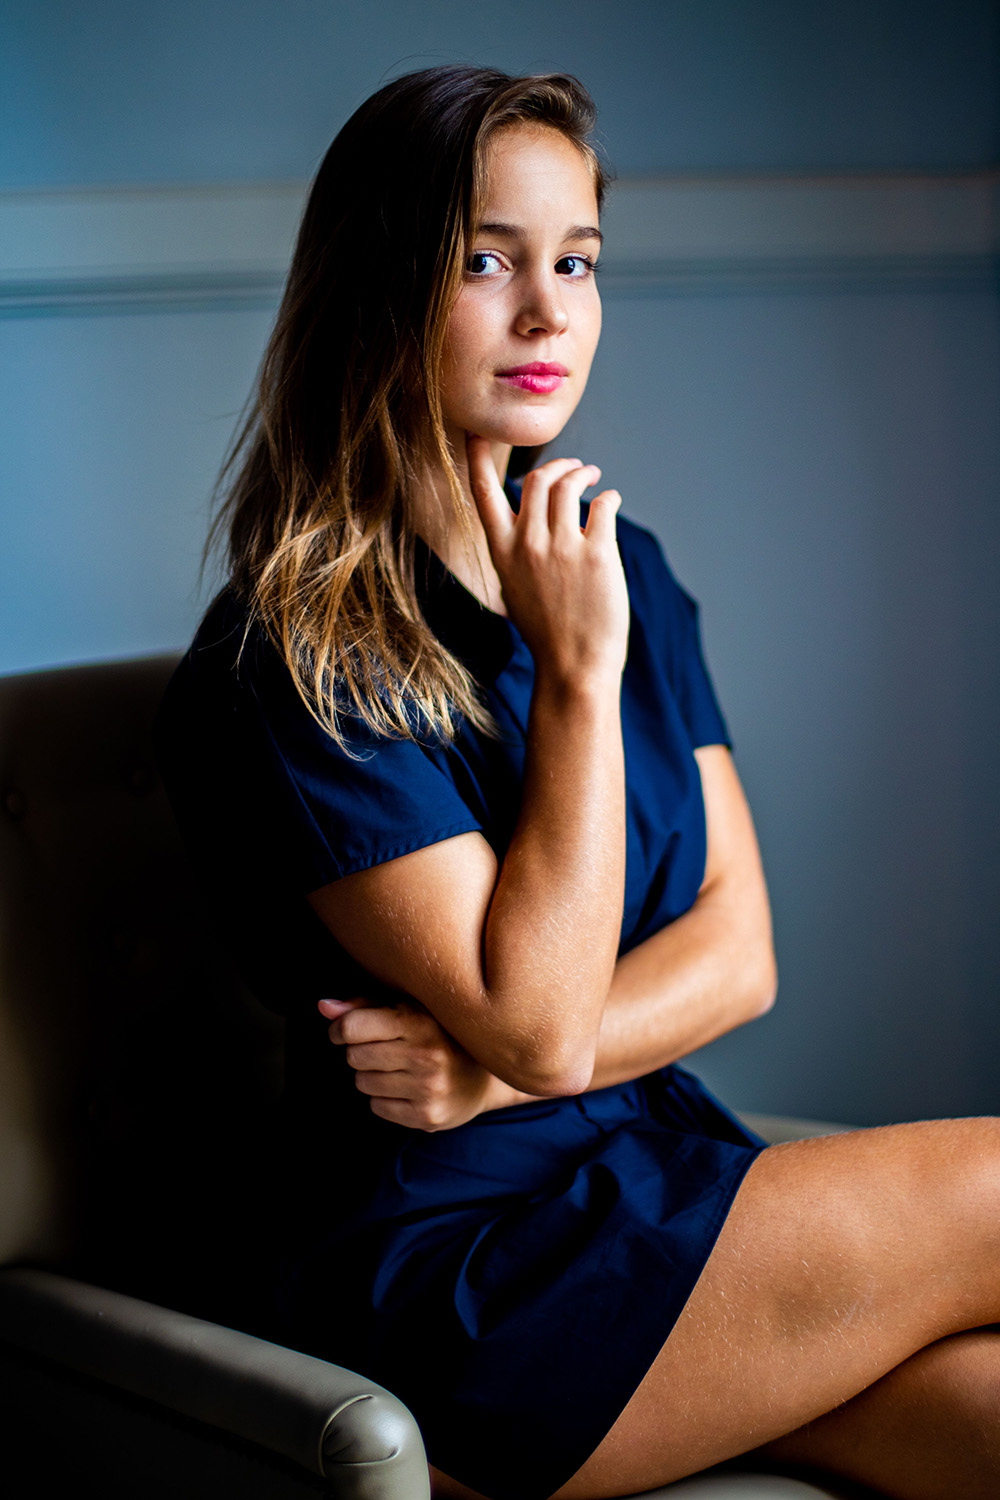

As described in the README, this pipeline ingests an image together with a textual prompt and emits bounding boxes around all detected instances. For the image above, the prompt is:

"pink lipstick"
[497,362,568,394]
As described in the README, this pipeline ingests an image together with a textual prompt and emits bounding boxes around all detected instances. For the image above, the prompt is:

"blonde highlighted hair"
[212,65,607,748]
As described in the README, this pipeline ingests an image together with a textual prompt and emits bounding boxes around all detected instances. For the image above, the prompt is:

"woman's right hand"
[318,995,510,1131]
[466,434,630,686]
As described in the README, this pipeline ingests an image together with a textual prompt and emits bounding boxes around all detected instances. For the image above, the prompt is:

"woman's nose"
[514,275,569,337]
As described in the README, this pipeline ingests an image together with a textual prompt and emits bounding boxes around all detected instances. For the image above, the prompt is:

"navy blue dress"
[155,510,766,1500]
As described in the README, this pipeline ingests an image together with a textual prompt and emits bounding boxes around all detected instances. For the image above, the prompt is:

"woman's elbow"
[495,1037,596,1099]
[530,1060,594,1098]
[747,947,778,1020]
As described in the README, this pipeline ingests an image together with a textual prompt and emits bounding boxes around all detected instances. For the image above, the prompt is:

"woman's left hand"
[317,996,500,1131]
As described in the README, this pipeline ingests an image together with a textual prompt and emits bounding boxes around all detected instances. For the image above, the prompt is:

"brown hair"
[212,65,607,748]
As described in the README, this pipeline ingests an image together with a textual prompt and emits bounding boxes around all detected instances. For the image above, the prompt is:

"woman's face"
[440,124,603,456]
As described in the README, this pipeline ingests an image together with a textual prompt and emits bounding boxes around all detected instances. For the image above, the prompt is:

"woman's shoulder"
[159,586,372,763]
[158,588,265,751]
[155,586,485,894]
[157,583,472,795]
[179,586,268,689]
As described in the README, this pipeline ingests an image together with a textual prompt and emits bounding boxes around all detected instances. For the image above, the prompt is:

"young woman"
[156,65,1000,1500]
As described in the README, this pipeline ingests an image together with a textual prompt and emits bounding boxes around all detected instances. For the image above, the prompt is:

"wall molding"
[1,173,996,314]
[0,182,304,313]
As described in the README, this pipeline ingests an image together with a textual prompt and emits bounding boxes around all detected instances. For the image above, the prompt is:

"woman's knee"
[753,1118,1000,1332]
[879,1118,1000,1251]
[917,1118,1000,1315]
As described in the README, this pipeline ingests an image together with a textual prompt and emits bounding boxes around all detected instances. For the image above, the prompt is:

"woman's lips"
[496,362,568,395]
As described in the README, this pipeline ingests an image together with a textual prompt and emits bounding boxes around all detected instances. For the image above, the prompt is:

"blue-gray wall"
[2,0,997,182]
[2,1,998,1127]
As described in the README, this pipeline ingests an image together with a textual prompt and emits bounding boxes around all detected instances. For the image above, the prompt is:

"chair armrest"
[738,1113,852,1144]
[0,1267,429,1500]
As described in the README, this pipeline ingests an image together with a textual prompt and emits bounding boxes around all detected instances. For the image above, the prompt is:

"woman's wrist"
[531,658,623,710]
[481,1072,543,1113]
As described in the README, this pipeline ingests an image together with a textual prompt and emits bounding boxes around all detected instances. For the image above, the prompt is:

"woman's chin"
[443,406,575,459]
[481,413,572,450]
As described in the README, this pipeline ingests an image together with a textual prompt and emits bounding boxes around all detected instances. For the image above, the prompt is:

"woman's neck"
[411,437,512,617]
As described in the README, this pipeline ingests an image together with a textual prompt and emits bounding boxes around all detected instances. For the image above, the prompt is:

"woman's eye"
[466,251,504,276]
[557,254,598,279]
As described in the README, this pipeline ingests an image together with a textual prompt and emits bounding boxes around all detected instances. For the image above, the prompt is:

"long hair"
[212,65,607,748]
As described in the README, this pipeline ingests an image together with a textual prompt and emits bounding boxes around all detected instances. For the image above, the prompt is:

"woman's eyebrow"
[476,220,604,246]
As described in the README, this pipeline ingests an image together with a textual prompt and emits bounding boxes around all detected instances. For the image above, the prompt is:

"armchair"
[0,656,866,1499]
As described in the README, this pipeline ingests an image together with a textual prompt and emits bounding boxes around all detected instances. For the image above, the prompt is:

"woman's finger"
[368,1097,428,1128]
[354,1069,418,1100]
[345,1039,412,1072]
[517,457,584,548]
[582,487,622,545]
[323,1002,411,1046]
[318,996,367,1018]
[319,995,368,1043]
[547,464,602,539]
[521,455,585,483]
[466,434,514,547]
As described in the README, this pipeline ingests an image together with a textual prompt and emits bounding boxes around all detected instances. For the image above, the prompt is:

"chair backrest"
[0,656,284,1325]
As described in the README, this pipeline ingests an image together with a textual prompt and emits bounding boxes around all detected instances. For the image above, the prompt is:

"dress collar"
[414,537,517,687]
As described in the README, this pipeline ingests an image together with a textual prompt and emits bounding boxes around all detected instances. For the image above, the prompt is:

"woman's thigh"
[551,1118,1000,1500]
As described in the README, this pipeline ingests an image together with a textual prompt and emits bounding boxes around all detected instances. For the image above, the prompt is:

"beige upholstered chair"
[0,656,867,1499]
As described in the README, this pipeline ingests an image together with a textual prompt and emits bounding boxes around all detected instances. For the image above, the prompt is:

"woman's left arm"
[582,743,776,1091]
[323,745,776,1127]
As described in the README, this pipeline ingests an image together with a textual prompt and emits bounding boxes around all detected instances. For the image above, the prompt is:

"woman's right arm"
[307,441,629,1097]
[323,739,775,1131]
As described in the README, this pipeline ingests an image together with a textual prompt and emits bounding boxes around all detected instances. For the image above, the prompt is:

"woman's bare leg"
[429,1466,491,1499]
[431,1333,1000,1500]
[755,1326,1000,1500]
[550,1119,1000,1499]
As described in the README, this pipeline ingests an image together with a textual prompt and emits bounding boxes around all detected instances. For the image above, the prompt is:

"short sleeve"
[155,600,485,900]
[620,520,731,749]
